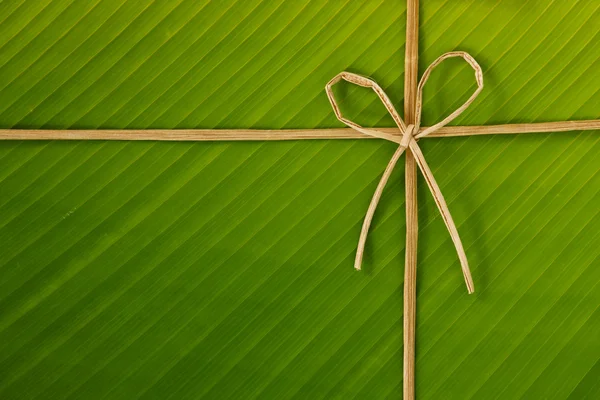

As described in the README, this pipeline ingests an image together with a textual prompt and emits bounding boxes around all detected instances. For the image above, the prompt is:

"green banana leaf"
[1,0,599,398]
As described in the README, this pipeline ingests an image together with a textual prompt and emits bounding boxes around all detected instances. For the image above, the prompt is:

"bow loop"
[415,51,484,138]
[325,72,408,144]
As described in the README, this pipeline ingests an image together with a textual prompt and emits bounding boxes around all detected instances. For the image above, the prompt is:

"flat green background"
[1,0,599,399]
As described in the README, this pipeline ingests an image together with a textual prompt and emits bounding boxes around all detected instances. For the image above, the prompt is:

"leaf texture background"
[1,0,599,399]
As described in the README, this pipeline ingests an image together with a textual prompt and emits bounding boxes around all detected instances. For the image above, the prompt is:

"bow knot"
[400,124,415,149]
[325,51,483,294]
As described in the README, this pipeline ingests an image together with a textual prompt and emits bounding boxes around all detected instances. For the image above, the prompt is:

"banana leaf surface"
[0,0,599,399]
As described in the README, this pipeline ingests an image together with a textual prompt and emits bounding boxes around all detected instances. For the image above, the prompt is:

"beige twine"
[325,51,484,294]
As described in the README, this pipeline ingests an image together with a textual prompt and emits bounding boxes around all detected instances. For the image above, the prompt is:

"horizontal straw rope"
[2,120,599,141]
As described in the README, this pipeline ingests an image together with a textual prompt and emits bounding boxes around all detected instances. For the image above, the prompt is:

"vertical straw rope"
[403,1,420,399]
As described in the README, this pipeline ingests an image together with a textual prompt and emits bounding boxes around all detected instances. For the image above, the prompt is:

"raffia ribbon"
[326,51,484,294]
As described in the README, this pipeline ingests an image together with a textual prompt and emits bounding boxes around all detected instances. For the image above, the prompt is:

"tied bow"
[326,51,483,294]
